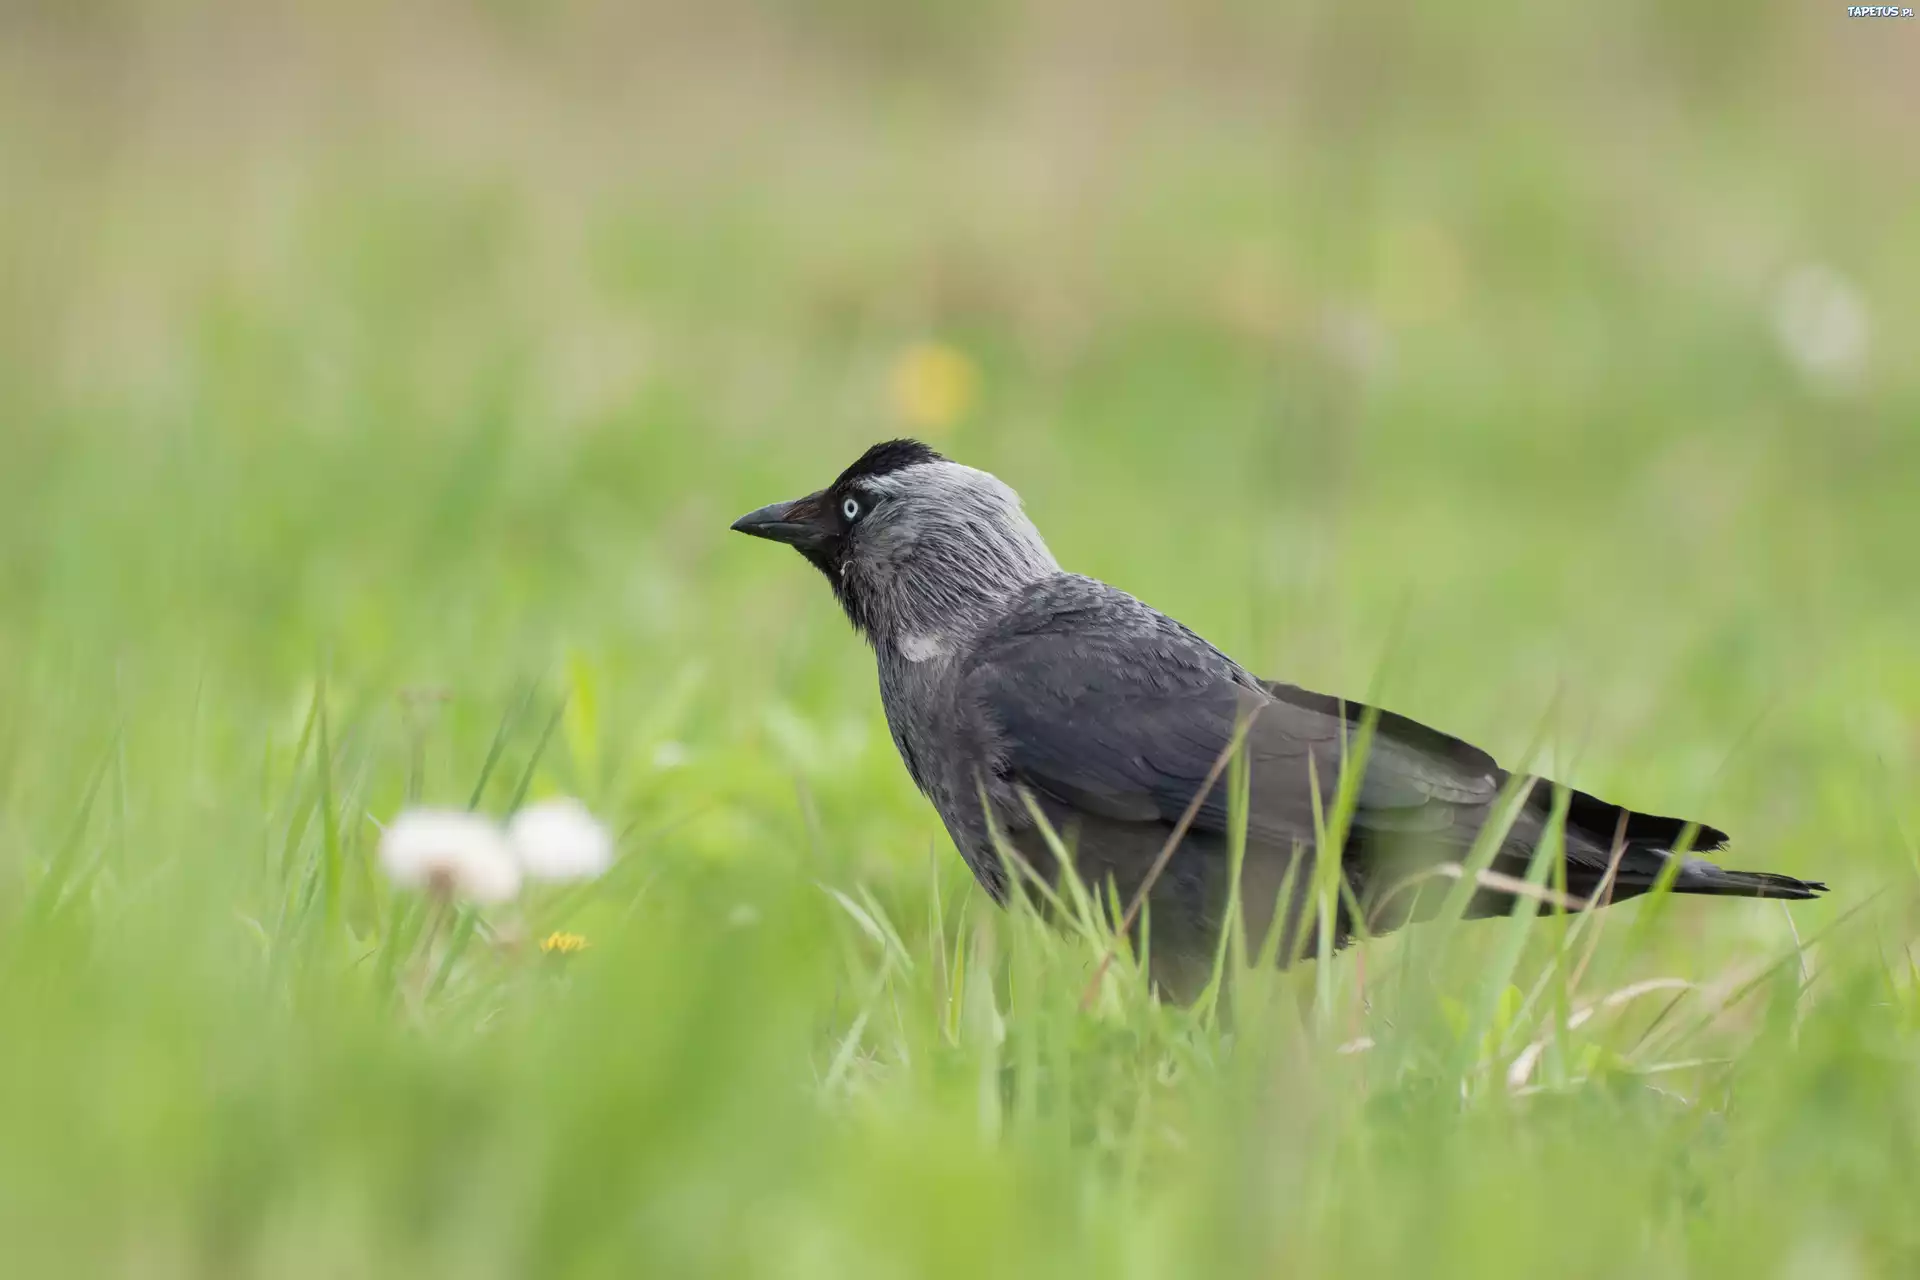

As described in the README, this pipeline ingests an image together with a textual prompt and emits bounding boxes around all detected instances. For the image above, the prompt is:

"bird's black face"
[729,439,945,631]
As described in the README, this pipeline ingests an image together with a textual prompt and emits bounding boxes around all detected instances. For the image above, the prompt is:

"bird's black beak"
[729,492,832,550]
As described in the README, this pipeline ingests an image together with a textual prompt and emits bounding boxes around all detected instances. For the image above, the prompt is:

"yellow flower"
[889,342,978,434]
[540,931,590,955]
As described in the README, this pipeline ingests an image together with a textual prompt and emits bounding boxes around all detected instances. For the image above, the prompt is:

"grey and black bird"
[733,440,1825,995]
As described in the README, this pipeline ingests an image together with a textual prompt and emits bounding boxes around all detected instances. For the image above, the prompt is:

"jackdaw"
[732,440,1825,994]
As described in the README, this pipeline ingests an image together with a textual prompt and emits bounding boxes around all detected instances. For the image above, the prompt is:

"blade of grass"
[1016,787,1109,947]
[505,693,571,812]
[426,907,480,1001]
[1304,702,1379,1030]
[1460,782,1572,1079]
[469,680,539,811]
[1202,739,1254,1026]
[21,734,116,927]
[1082,703,1263,1010]
[315,672,343,933]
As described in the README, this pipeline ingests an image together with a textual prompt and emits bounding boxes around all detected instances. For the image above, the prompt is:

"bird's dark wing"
[1260,679,1734,856]
[955,578,1819,990]
[957,581,1503,852]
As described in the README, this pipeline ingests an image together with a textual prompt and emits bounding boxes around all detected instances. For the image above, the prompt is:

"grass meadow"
[1,4,1917,1275]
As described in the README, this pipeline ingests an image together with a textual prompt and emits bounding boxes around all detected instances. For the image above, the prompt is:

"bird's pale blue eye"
[842,497,861,521]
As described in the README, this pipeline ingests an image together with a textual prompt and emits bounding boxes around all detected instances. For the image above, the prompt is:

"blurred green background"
[1,3,1916,1276]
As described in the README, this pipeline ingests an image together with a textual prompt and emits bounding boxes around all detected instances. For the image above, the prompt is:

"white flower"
[507,798,614,883]
[378,808,522,903]
[1772,264,1869,391]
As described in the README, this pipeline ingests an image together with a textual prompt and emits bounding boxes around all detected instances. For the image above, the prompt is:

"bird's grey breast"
[875,644,969,818]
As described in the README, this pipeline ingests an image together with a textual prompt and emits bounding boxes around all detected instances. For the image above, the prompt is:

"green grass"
[2,5,1918,1276]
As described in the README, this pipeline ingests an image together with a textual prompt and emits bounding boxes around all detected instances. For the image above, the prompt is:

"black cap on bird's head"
[730,438,1059,644]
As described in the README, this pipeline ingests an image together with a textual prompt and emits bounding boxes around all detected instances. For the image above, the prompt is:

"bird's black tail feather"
[1672,865,1828,900]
